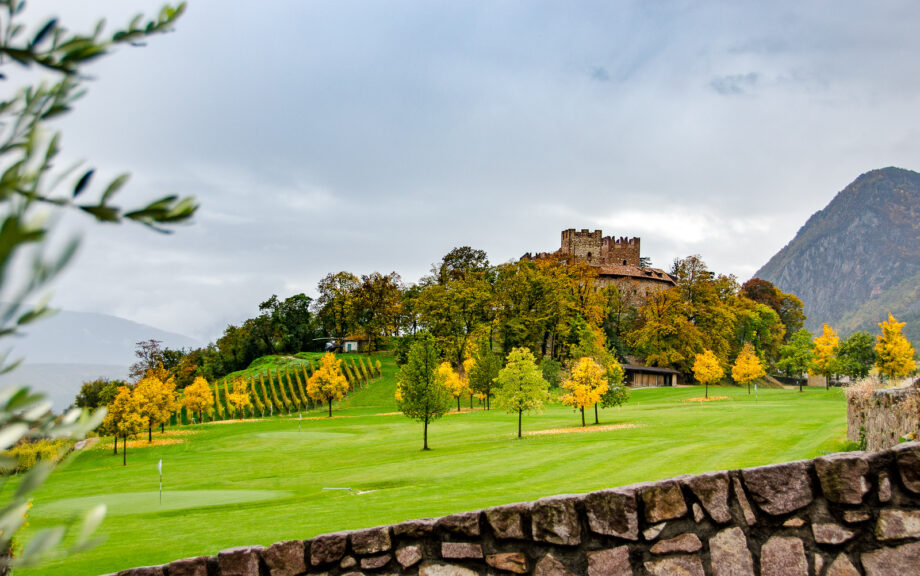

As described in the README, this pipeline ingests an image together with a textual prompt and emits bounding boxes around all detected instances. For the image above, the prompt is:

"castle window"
[622,259,627,265]
[587,252,592,260]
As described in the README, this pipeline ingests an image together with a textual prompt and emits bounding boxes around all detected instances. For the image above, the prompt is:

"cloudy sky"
[23,0,920,343]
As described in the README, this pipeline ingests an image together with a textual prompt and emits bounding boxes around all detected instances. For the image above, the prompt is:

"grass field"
[14,355,848,575]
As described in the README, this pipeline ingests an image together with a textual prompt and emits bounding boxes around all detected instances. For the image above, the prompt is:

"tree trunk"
[148,425,152,442]
[705,381,709,399]
[470,394,473,410]
[581,407,585,427]
[747,381,751,395]
[423,417,429,450]
[123,435,127,466]
[113,435,118,455]
[457,397,461,412]
[161,422,165,434]
[594,403,599,425]
[518,409,522,438]
[328,400,332,417]
[799,378,803,393]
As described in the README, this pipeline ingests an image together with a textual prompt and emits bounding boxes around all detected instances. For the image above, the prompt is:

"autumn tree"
[129,339,165,382]
[561,357,609,426]
[740,278,806,340]
[875,313,917,380]
[468,339,502,409]
[438,362,468,412]
[353,272,404,350]
[227,380,253,419]
[693,349,724,398]
[182,377,214,423]
[570,319,625,423]
[811,323,841,390]
[134,370,180,441]
[307,353,350,417]
[395,333,452,450]
[732,343,765,394]
[494,347,550,438]
[103,387,147,466]
[776,329,815,391]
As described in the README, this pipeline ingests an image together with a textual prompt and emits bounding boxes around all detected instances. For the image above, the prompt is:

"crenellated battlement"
[560,228,641,266]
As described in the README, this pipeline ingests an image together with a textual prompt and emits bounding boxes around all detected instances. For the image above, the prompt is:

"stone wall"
[111,442,920,576]
[847,384,920,451]
[559,229,641,267]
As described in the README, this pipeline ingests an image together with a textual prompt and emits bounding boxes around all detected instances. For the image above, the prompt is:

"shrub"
[2,439,73,474]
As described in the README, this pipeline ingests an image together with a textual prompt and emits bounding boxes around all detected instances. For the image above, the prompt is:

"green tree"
[468,339,502,409]
[836,331,876,381]
[353,272,404,351]
[494,347,550,438]
[395,334,452,450]
[74,378,123,410]
[776,328,815,391]
[314,271,360,343]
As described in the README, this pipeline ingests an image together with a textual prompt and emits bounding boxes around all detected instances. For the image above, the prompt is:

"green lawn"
[15,357,847,575]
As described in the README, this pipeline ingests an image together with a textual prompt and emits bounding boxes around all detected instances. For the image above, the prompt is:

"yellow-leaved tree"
[732,343,765,394]
[438,362,469,411]
[561,357,608,427]
[811,323,840,390]
[463,357,476,409]
[134,368,180,441]
[182,376,214,423]
[227,379,253,419]
[693,349,724,399]
[875,313,917,380]
[307,352,350,417]
[103,386,147,466]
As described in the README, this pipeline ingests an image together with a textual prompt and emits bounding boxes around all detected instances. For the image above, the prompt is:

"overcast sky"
[23,0,920,343]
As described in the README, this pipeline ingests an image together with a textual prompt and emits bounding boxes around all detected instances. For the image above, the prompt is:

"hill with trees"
[756,167,920,344]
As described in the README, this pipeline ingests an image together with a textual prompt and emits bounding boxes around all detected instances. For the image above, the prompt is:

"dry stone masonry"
[110,442,920,576]
[847,384,920,452]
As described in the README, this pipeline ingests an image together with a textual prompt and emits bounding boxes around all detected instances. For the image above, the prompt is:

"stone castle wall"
[847,384,920,451]
[560,229,640,267]
[113,442,920,576]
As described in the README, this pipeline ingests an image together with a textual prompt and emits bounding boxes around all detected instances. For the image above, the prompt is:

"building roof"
[623,364,681,375]
[595,265,676,284]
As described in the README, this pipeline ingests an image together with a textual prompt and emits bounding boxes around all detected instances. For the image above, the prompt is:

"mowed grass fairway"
[18,359,846,575]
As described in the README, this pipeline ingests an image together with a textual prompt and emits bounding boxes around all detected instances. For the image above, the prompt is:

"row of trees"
[91,353,382,464]
[396,326,630,449]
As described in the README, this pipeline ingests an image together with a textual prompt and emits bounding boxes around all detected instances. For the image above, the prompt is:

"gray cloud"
[18,0,920,343]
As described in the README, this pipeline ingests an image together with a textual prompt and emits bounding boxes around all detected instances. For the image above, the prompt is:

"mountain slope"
[756,167,920,342]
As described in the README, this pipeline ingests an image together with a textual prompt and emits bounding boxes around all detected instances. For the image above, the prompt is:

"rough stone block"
[437,511,481,536]
[811,523,856,545]
[395,546,422,568]
[644,555,704,576]
[814,554,824,575]
[586,547,632,576]
[162,556,209,576]
[340,572,363,576]
[340,556,357,569]
[862,541,920,576]
[710,527,753,576]
[218,546,264,576]
[814,452,870,505]
[392,518,436,538]
[311,533,348,566]
[118,567,164,576]
[825,554,860,576]
[741,461,813,515]
[485,503,529,540]
[650,533,702,555]
[585,489,639,540]
[360,554,391,570]
[879,471,892,502]
[760,537,807,576]
[692,503,704,523]
[842,509,870,523]
[643,522,666,540]
[418,565,478,576]
[684,471,732,523]
[531,496,582,546]
[782,517,805,528]
[875,508,920,540]
[732,477,756,526]
[352,527,392,555]
[440,542,483,559]
[262,540,306,576]
[894,441,920,493]
[533,554,576,576]
[639,480,688,523]
[486,552,528,574]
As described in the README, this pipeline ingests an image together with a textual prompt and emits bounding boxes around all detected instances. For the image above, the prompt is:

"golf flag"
[158,459,162,475]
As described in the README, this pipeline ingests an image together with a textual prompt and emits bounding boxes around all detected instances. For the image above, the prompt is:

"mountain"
[0,310,200,410]
[756,167,920,343]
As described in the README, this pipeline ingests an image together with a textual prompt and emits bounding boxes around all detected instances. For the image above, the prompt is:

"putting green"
[35,490,290,518]
[254,430,353,440]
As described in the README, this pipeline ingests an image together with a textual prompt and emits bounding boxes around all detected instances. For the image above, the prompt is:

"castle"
[527,228,675,299]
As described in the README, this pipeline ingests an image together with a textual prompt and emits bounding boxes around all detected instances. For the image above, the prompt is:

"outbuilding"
[623,364,680,387]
